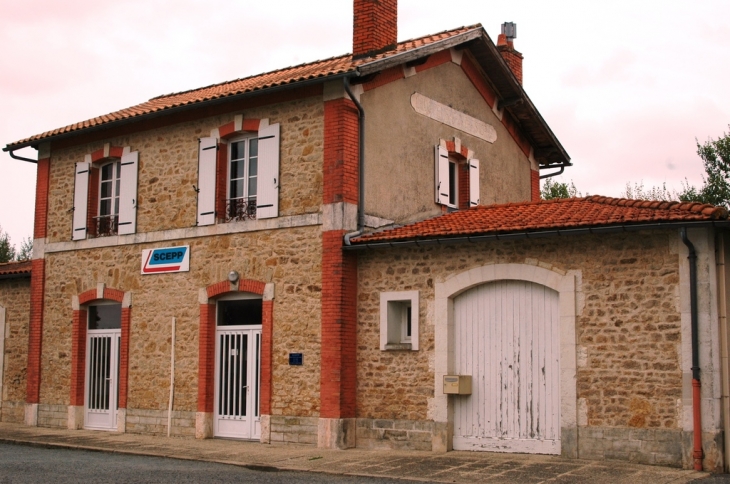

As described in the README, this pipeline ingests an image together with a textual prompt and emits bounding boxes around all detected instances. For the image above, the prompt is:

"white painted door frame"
[214,326,262,440]
[432,263,579,457]
[452,280,561,454]
[84,329,121,430]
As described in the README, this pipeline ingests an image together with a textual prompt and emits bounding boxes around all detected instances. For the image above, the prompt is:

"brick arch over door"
[70,286,131,410]
[197,278,274,419]
[433,263,579,456]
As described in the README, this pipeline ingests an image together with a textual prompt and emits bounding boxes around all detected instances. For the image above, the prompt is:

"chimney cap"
[501,22,517,41]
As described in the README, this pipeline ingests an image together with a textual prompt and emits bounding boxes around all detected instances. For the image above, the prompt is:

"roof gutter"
[3,71,355,154]
[0,272,32,280]
[6,148,37,164]
[343,220,730,251]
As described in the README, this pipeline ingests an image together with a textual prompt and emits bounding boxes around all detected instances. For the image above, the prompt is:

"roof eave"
[3,70,356,154]
[344,220,730,250]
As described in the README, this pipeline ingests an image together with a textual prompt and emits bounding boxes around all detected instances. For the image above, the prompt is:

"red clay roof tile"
[351,196,728,244]
[8,25,478,148]
[0,260,32,277]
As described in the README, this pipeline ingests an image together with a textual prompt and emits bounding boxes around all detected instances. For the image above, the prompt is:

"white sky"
[1,0,729,245]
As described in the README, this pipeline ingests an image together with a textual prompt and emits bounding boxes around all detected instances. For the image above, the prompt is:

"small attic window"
[380,291,419,351]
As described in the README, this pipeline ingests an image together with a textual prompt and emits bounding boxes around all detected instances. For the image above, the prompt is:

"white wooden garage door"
[453,280,560,454]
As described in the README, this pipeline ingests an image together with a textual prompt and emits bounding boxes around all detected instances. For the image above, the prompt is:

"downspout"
[681,227,703,471]
[343,77,365,245]
[539,163,568,179]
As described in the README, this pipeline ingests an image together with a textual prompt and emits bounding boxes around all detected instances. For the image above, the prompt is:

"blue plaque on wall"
[289,353,303,366]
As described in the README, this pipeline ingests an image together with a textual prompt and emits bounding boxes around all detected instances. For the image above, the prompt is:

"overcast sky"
[1,0,729,246]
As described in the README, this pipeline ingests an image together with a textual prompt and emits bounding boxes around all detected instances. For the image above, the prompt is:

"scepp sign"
[141,246,190,274]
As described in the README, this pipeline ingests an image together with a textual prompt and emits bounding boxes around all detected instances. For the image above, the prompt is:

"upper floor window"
[227,137,258,222]
[435,143,480,210]
[196,121,280,227]
[72,146,138,240]
[97,160,121,237]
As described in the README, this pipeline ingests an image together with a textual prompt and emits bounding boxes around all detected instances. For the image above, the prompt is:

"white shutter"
[469,159,480,207]
[117,151,139,235]
[72,162,90,240]
[435,145,450,205]
[197,137,218,226]
[256,123,280,219]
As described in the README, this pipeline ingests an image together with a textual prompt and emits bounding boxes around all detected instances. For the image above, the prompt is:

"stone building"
[3,0,730,473]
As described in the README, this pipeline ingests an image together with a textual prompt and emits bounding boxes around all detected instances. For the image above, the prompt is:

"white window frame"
[228,135,258,204]
[380,291,419,351]
[98,159,121,218]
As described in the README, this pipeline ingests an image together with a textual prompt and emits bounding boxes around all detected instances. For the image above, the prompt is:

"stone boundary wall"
[269,416,318,445]
[356,418,433,451]
[125,408,196,437]
[0,401,24,423]
[38,404,66,428]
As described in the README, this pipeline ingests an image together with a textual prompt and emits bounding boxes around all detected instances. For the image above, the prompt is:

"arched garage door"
[453,280,560,454]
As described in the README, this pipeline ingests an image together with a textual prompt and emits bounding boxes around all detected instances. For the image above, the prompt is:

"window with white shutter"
[197,137,218,226]
[469,159,480,207]
[117,151,139,235]
[72,162,90,240]
[256,123,280,220]
[435,145,450,205]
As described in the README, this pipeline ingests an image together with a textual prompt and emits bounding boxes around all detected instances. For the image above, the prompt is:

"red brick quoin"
[70,287,130,409]
[197,279,273,416]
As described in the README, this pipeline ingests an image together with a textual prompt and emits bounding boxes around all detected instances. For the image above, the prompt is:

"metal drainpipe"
[343,77,365,246]
[6,148,38,163]
[681,227,703,471]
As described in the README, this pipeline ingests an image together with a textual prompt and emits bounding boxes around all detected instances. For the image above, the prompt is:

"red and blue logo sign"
[141,246,190,274]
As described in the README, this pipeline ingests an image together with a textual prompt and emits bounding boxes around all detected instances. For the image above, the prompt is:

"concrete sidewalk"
[0,422,712,483]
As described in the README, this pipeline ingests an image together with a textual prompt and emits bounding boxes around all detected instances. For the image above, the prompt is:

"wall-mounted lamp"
[228,270,240,283]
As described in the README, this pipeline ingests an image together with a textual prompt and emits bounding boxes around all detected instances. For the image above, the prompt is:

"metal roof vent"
[501,22,517,41]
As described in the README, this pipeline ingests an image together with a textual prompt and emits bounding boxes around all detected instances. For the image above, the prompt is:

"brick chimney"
[496,22,523,85]
[353,0,398,59]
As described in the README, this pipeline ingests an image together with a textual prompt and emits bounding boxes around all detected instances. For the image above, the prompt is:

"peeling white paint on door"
[453,280,560,454]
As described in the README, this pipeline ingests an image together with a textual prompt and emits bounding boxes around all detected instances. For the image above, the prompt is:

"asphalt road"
[0,443,426,484]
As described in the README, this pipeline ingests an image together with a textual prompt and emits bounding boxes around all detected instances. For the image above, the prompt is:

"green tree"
[0,226,16,263]
[16,237,33,261]
[541,179,581,200]
[621,181,674,201]
[678,127,730,208]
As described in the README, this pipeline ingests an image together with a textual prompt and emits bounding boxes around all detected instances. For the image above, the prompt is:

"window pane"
[115,178,120,197]
[249,158,257,177]
[231,141,245,161]
[100,199,111,216]
[249,139,258,158]
[100,181,111,199]
[217,299,263,326]
[101,163,113,181]
[248,176,257,197]
[88,304,122,330]
[114,197,119,215]
[230,180,243,199]
[231,160,244,180]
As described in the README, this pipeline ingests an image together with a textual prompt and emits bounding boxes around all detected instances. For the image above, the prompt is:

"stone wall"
[38,225,323,423]
[45,96,323,244]
[356,418,433,451]
[356,230,685,456]
[269,415,318,445]
[126,409,196,437]
[0,276,30,424]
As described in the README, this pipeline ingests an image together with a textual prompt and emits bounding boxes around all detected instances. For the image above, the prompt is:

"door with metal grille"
[214,297,262,440]
[453,280,560,454]
[84,330,120,430]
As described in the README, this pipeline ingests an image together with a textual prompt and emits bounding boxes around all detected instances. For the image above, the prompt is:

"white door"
[84,330,120,430]
[214,328,261,439]
[453,280,560,454]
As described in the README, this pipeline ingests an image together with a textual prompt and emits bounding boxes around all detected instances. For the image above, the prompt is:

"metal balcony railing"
[225,198,257,222]
[92,215,118,237]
